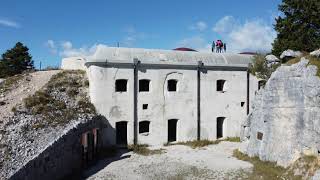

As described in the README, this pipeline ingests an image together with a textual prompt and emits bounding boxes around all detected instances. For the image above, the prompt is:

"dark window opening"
[258,80,266,90]
[217,117,225,139]
[139,79,150,92]
[139,121,150,134]
[241,102,245,107]
[116,121,127,145]
[168,119,178,142]
[143,104,148,110]
[167,79,178,91]
[115,79,127,92]
[257,132,263,140]
[217,80,226,92]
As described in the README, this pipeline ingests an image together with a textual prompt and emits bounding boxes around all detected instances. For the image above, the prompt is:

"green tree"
[272,0,320,56]
[0,42,34,77]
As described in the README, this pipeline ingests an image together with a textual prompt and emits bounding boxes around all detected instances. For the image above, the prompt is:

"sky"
[0,0,282,69]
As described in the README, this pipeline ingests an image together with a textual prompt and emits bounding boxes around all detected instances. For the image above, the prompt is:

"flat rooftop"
[86,47,254,67]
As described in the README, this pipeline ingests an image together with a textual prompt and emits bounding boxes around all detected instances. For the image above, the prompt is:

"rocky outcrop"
[265,54,279,63]
[310,49,320,58]
[241,58,320,167]
[0,79,4,85]
[280,49,302,59]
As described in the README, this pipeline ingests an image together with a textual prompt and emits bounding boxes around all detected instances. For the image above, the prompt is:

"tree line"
[272,0,320,56]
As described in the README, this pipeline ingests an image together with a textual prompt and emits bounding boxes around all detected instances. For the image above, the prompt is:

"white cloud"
[45,40,108,57]
[60,41,104,57]
[228,20,276,52]
[190,21,207,31]
[212,16,276,52]
[45,40,57,54]
[212,16,237,34]
[122,26,148,47]
[0,18,20,28]
[176,36,211,52]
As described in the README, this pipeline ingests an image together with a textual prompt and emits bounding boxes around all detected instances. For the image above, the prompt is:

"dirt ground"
[84,142,252,180]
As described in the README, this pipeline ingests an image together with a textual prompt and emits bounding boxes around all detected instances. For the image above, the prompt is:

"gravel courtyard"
[84,142,252,180]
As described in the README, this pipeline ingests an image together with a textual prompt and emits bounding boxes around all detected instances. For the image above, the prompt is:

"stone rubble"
[265,54,280,63]
[310,49,320,58]
[280,49,302,59]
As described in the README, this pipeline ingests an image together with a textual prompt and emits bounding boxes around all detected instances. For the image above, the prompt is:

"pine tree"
[272,0,320,56]
[0,42,34,77]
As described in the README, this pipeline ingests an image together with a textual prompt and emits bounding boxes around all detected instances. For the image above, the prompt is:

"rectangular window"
[139,79,150,92]
[139,121,150,134]
[115,79,127,92]
[217,80,226,92]
[143,104,148,110]
[167,79,178,91]
[257,132,263,140]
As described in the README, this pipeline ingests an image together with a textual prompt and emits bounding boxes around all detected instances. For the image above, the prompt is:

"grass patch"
[233,149,301,180]
[176,139,220,148]
[0,74,24,94]
[128,144,165,156]
[22,70,96,128]
[173,137,241,149]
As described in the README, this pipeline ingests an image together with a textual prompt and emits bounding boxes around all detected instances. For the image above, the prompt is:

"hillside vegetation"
[0,70,97,179]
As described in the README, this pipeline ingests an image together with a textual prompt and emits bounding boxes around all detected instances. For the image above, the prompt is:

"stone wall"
[241,58,320,167]
[9,116,105,180]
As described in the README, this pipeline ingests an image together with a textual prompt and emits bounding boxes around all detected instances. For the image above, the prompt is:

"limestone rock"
[0,79,4,85]
[312,169,320,180]
[241,58,320,167]
[280,49,302,59]
[310,49,320,58]
[265,55,279,63]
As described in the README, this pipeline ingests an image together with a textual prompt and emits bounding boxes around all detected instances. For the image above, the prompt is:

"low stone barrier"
[9,116,105,180]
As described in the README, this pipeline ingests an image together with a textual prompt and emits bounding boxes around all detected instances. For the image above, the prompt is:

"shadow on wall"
[9,115,116,180]
[64,117,132,180]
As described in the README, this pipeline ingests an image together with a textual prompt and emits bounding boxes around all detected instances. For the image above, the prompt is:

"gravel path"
[85,142,253,180]
[0,70,60,124]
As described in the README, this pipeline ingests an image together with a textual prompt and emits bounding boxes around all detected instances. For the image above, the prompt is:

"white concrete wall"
[88,64,259,146]
[200,71,248,140]
[88,66,134,145]
[137,69,197,145]
[61,57,86,70]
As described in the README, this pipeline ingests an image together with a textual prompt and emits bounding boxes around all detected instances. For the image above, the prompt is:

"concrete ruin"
[60,47,262,146]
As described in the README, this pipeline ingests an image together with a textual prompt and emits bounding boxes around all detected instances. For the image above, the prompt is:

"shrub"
[249,54,280,81]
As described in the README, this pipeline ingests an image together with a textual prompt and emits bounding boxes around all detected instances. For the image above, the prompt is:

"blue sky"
[0,0,282,68]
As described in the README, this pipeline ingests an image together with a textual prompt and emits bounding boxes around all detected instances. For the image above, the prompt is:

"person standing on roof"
[216,40,220,53]
[211,40,215,52]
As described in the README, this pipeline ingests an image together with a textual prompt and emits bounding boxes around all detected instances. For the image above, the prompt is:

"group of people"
[211,40,226,53]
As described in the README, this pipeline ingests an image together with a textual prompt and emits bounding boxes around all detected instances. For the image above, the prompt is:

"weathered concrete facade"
[84,47,259,146]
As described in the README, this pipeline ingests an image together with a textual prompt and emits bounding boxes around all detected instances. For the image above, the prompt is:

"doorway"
[116,121,128,145]
[217,117,225,139]
[168,119,178,142]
